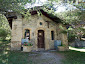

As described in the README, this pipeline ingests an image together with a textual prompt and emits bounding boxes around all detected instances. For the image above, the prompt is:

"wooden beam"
[8,18,13,29]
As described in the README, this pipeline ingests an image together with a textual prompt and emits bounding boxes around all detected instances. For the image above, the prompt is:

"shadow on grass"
[0,50,30,64]
[1,40,85,64]
[60,50,85,64]
[0,40,28,64]
[0,40,34,64]
[0,40,10,64]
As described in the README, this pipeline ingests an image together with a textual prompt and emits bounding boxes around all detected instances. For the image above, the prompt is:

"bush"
[68,33,76,42]
[0,28,8,40]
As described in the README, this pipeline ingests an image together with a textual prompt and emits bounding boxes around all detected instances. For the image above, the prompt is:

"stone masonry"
[11,14,68,51]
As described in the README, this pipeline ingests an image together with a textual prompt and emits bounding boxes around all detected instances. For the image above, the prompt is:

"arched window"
[51,31,54,40]
[24,29,30,40]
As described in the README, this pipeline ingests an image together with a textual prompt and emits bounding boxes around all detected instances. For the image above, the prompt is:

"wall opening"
[51,31,54,40]
[38,30,45,48]
[24,29,30,40]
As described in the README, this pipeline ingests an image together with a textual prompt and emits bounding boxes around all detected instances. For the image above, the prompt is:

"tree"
[0,28,8,40]
[0,0,85,41]
[0,14,11,40]
[0,0,32,13]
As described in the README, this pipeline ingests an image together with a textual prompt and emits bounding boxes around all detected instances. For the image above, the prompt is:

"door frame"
[37,30,45,49]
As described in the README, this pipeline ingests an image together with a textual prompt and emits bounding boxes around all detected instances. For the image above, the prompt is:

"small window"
[51,31,54,40]
[25,29,30,40]
[40,22,42,25]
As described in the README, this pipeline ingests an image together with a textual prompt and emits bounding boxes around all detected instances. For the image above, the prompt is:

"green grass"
[0,40,30,64]
[0,50,30,64]
[8,51,29,64]
[0,40,41,64]
[61,50,85,64]
[1,40,85,64]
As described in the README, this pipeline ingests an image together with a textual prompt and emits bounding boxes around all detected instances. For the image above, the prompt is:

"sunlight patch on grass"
[69,46,85,52]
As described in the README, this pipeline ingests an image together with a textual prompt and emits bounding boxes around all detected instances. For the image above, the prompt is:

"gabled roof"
[30,9,62,23]
[6,9,62,29]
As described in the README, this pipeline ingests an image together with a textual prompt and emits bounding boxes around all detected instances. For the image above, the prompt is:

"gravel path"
[28,51,64,64]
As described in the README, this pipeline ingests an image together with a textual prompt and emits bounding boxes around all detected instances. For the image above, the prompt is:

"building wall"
[11,14,68,51]
[11,18,23,50]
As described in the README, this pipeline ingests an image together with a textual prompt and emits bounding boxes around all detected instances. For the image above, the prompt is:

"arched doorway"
[38,30,45,48]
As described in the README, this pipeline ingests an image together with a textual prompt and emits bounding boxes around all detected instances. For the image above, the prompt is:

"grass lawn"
[0,40,85,64]
[61,50,85,64]
[0,40,30,64]
[0,51,30,64]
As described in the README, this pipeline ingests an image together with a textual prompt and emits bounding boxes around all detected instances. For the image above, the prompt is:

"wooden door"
[38,30,45,48]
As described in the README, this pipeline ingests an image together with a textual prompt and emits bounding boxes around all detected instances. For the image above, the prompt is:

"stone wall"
[11,18,23,50]
[11,14,68,51]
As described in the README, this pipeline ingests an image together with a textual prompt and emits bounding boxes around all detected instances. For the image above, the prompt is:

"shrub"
[0,28,8,40]
[68,33,76,42]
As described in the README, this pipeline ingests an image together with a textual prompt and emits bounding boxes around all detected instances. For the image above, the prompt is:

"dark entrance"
[38,30,45,48]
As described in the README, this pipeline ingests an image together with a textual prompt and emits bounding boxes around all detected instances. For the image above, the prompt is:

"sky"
[35,0,48,3]
[24,0,77,13]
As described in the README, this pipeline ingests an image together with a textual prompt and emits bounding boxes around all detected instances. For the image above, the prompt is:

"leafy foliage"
[57,10,81,24]
[0,28,8,40]
[0,14,11,40]
[0,0,32,13]
[68,32,76,42]
[0,0,85,41]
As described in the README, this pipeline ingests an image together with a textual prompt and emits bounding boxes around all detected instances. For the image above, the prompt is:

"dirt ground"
[28,51,64,64]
